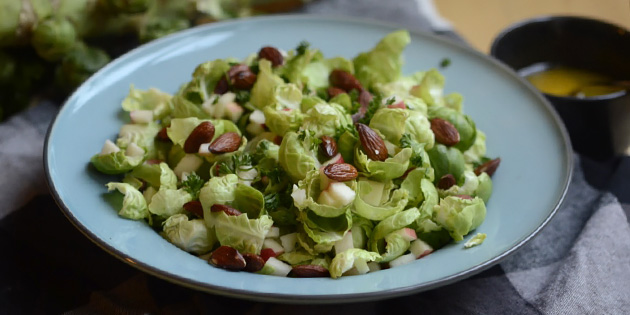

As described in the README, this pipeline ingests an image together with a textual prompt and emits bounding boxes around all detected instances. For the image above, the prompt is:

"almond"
[329,69,362,92]
[356,123,388,161]
[231,70,257,90]
[474,158,501,177]
[214,76,229,94]
[210,204,242,216]
[208,132,242,154]
[184,121,215,153]
[290,265,330,278]
[156,126,170,142]
[258,46,284,67]
[227,64,250,77]
[323,163,358,182]
[437,174,456,190]
[430,118,460,146]
[319,135,338,158]
[183,201,203,218]
[242,253,265,273]
[327,86,346,98]
[209,246,246,271]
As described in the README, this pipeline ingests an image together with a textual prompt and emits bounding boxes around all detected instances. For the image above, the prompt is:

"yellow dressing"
[525,66,624,97]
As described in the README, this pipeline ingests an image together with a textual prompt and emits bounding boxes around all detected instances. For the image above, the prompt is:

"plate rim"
[44,14,574,304]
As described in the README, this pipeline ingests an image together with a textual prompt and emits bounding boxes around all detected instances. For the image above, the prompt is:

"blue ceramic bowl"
[45,15,572,303]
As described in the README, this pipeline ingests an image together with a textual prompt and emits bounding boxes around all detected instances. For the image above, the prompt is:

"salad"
[91,30,501,279]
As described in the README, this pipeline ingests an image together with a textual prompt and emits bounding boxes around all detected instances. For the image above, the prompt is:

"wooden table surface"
[435,0,630,52]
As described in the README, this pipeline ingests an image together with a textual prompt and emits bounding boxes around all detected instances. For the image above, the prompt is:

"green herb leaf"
[296,41,310,56]
[440,58,451,68]
[181,172,204,199]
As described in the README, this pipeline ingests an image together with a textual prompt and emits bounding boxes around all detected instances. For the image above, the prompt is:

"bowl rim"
[44,13,574,304]
[490,15,630,102]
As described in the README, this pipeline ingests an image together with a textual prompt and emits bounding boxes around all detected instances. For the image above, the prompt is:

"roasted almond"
[430,118,460,146]
[329,69,362,92]
[437,174,456,190]
[356,123,388,161]
[209,246,246,271]
[319,135,338,158]
[327,86,346,98]
[242,253,265,273]
[227,64,250,77]
[474,158,501,177]
[184,121,215,153]
[323,163,358,182]
[156,126,170,142]
[210,204,242,216]
[351,89,373,123]
[214,76,229,94]
[209,132,242,154]
[231,70,257,90]
[290,265,330,278]
[258,46,284,67]
[183,200,203,218]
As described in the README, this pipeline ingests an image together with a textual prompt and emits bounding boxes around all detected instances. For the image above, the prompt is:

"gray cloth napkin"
[2,0,630,313]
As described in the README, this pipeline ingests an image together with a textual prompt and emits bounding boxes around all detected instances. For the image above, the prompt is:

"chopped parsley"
[296,41,310,56]
[440,58,451,68]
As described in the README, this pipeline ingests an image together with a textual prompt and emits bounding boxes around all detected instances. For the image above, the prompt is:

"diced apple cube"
[100,139,120,155]
[225,102,244,122]
[237,167,258,186]
[125,142,145,157]
[264,257,292,277]
[326,182,356,206]
[389,253,416,268]
[263,238,285,256]
[367,262,381,272]
[410,239,434,258]
[130,110,153,124]
[291,186,307,208]
[334,230,354,255]
[249,109,266,125]
[391,228,418,242]
[354,258,370,275]
[173,154,203,178]
[280,233,298,253]
[266,226,280,239]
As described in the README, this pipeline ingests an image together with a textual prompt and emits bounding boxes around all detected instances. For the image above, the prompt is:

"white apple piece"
[225,102,244,122]
[409,239,434,259]
[383,140,397,156]
[237,167,258,186]
[391,228,418,242]
[279,233,298,253]
[100,139,120,155]
[266,226,280,239]
[173,154,203,178]
[328,182,356,205]
[334,230,354,255]
[290,185,308,208]
[198,143,212,157]
[263,238,285,256]
[265,257,292,277]
[389,253,416,268]
[246,109,266,135]
[367,261,382,272]
[201,95,220,115]
[321,153,344,167]
[354,258,370,275]
[129,110,153,124]
[125,142,145,157]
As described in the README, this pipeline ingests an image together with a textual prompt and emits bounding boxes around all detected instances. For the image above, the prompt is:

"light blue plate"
[45,15,572,303]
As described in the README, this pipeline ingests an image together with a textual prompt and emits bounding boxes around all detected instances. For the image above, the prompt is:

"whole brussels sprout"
[31,17,78,62]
